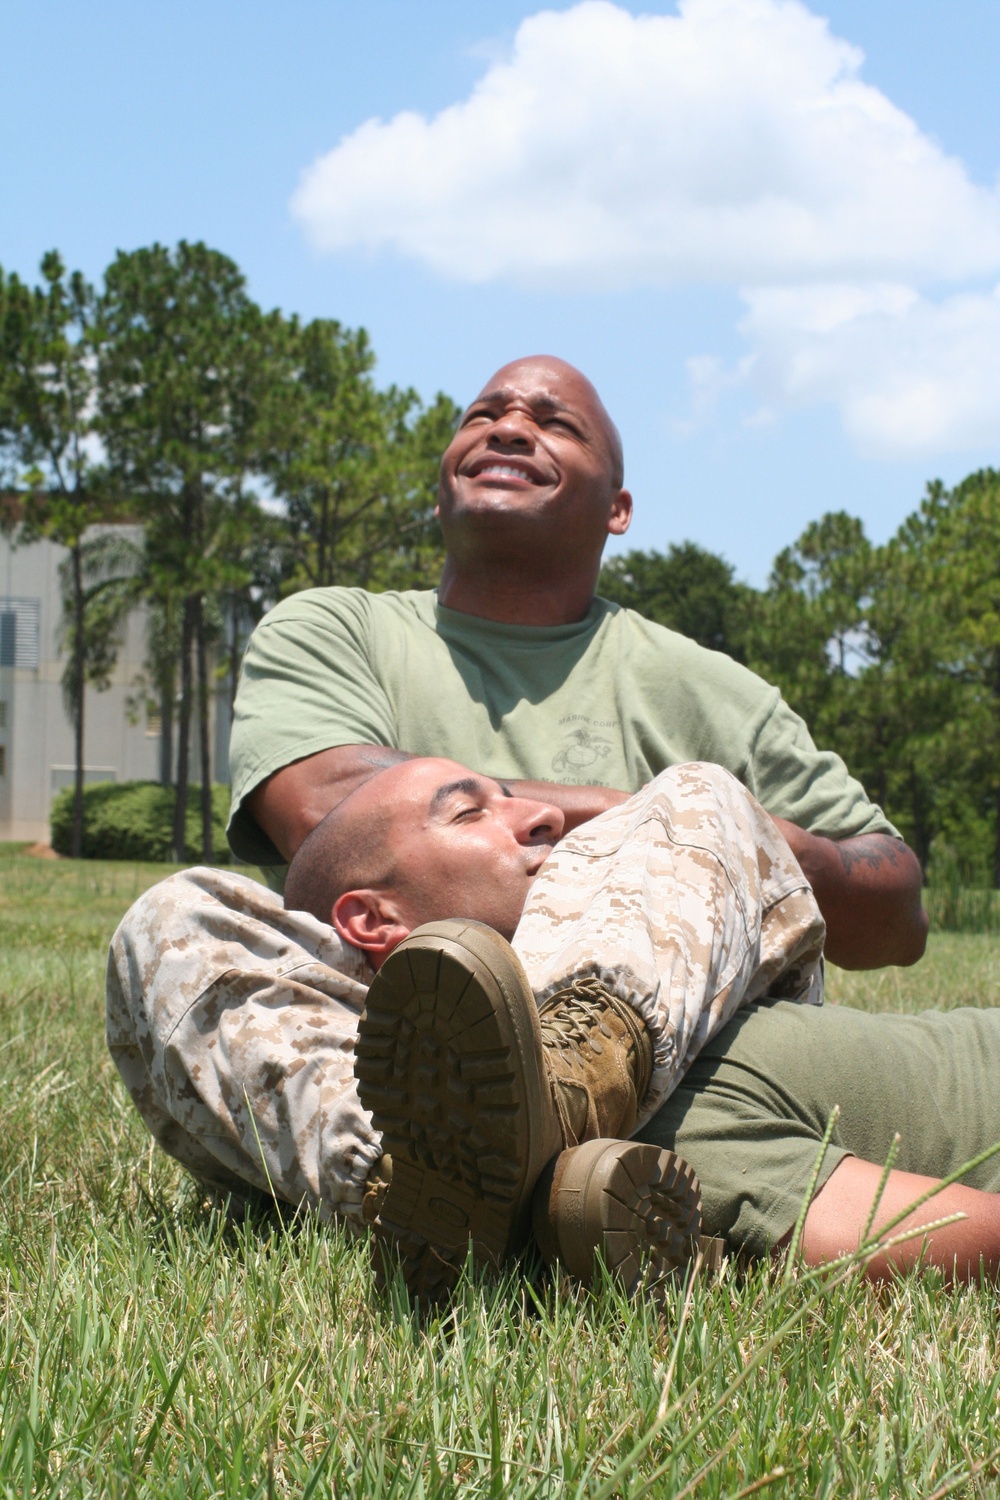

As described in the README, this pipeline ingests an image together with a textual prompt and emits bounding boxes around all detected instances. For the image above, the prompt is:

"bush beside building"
[50,781,231,863]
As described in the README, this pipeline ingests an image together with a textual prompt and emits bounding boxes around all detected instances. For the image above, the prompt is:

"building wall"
[0,529,162,842]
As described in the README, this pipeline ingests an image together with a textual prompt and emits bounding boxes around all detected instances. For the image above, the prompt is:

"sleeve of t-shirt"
[740,692,899,841]
[227,589,399,865]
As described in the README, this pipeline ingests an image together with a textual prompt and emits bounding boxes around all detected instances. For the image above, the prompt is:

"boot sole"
[533,1138,705,1295]
[355,919,562,1300]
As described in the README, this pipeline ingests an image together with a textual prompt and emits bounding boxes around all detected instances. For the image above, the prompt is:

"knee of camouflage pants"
[106,865,383,1224]
[513,762,825,1126]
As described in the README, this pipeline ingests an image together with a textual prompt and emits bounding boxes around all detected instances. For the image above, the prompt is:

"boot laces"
[539,979,619,1057]
[362,1152,393,1224]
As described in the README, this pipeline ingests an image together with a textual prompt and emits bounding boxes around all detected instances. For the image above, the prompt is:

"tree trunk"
[318,489,329,587]
[172,594,195,863]
[908,762,931,871]
[872,698,887,811]
[195,593,213,863]
[159,673,174,786]
[873,753,887,813]
[70,540,86,860]
[158,595,176,786]
[228,595,240,715]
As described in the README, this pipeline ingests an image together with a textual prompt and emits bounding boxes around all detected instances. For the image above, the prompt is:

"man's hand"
[771,820,927,970]
[248,743,629,861]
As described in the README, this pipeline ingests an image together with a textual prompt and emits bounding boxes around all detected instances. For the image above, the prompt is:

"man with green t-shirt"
[229,354,926,972]
[106,355,931,1287]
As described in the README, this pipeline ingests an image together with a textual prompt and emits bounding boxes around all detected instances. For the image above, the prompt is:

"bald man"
[283,757,1000,1297]
[230,354,926,971]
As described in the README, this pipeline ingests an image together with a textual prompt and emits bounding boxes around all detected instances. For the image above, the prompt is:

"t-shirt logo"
[552,726,613,774]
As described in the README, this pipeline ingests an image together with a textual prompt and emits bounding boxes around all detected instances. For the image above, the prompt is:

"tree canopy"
[2,243,456,859]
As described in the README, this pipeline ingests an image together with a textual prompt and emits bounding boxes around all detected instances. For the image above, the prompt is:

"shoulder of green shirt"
[604,606,897,839]
[249,585,437,628]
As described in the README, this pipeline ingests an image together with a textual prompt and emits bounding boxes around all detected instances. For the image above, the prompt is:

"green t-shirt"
[228,587,895,872]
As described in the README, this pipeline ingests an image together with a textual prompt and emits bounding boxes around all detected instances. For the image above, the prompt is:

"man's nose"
[515,799,565,842]
[488,407,535,448]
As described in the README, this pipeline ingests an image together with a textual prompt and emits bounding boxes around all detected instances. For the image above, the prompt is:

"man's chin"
[443,487,554,522]
[467,912,520,945]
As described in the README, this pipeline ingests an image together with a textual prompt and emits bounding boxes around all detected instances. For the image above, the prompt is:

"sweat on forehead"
[474,355,624,489]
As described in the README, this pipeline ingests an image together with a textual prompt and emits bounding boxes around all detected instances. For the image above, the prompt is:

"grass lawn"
[2,845,999,1497]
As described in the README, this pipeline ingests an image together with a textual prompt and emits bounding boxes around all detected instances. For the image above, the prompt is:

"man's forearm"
[772,821,928,970]
[248,742,630,860]
[502,779,629,832]
[249,745,415,861]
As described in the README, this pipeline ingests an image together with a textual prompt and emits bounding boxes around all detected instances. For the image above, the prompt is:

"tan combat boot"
[531,1138,726,1296]
[533,981,726,1293]
[537,977,654,1147]
[355,919,565,1301]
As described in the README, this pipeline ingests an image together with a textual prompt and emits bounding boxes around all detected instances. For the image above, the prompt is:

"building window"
[0,599,41,671]
[0,746,6,778]
[50,766,118,794]
[0,701,7,729]
[146,708,162,738]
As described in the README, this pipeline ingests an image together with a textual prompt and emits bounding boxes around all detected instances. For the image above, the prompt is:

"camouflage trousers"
[106,763,825,1225]
[516,762,825,1127]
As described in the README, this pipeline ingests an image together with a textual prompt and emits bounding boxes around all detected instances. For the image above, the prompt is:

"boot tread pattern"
[601,1147,701,1292]
[355,930,541,1299]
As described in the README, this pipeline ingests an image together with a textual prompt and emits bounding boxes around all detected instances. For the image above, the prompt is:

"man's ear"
[608,487,632,536]
[332,889,410,968]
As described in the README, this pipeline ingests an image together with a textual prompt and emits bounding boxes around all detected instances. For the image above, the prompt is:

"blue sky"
[4,1,998,584]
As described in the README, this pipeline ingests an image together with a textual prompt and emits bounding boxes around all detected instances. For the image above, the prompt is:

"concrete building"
[0,527,231,844]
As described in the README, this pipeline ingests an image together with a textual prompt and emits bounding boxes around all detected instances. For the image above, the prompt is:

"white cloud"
[291,0,1000,289]
[668,351,755,435]
[739,282,1000,456]
[290,0,1000,456]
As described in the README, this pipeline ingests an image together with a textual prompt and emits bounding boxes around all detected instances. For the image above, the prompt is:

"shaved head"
[283,776,397,925]
[283,758,563,963]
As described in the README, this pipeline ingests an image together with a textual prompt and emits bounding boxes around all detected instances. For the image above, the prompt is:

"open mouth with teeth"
[472,462,538,483]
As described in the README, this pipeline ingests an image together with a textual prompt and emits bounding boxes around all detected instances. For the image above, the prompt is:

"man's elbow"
[892,901,930,967]
[830,922,926,971]
[837,888,929,971]
[890,847,930,967]
[826,862,929,970]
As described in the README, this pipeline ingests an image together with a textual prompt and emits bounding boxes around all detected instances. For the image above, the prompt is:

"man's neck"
[437,557,598,626]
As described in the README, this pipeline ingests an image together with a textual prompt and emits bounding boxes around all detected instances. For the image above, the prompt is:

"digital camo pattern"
[106,866,381,1224]
[108,764,825,1218]
[512,763,826,1128]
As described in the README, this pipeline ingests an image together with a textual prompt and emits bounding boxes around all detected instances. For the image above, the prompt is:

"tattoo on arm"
[836,834,902,875]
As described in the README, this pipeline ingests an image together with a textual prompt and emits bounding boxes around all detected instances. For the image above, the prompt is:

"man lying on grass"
[283,756,1000,1297]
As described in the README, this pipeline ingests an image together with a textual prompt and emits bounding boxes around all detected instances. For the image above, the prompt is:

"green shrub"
[50,781,231,863]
